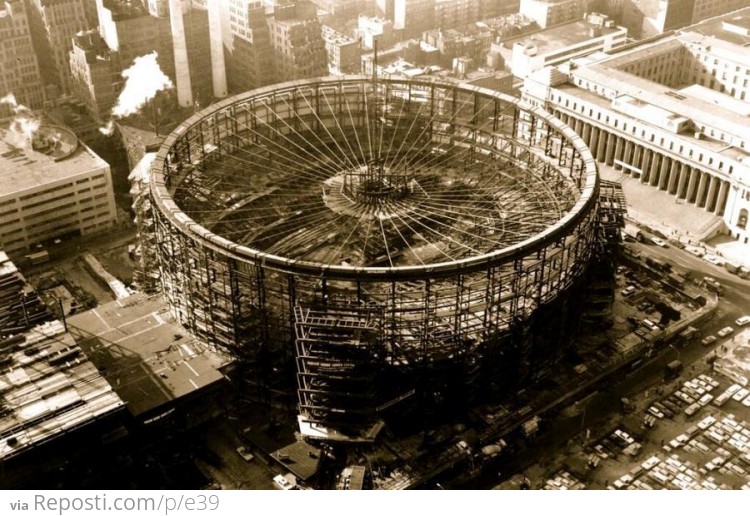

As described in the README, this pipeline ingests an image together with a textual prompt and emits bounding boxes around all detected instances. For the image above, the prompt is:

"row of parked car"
[701,315,750,346]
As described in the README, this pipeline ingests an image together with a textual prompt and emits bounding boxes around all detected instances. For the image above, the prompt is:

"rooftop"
[556,81,750,162]
[0,251,124,462]
[687,9,750,46]
[0,121,108,195]
[503,18,624,54]
[571,57,750,146]
[0,320,125,461]
[67,294,231,418]
[271,440,322,481]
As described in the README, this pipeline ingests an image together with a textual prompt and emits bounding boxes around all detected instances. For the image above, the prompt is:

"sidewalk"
[599,165,750,269]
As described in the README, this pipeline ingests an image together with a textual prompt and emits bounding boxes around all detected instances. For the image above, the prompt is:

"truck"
[622,223,644,242]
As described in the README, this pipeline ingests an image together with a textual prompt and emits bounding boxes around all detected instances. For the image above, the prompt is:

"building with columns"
[522,8,750,245]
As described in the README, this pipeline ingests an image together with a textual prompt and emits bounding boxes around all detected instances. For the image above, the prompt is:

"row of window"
[551,90,739,175]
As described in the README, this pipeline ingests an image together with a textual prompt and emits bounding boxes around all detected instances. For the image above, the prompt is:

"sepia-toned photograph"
[1,0,749,504]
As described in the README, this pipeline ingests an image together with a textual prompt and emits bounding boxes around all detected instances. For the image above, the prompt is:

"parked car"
[717,326,734,338]
[701,335,717,346]
[651,237,668,247]
[621,285,637,296]
[736,315,750,327]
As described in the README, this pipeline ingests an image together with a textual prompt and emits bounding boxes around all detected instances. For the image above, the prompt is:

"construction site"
[144,75,625,443]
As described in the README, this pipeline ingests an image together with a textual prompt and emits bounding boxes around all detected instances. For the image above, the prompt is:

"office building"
[323,24,361,74]
[220,0,276,93]
[394,0,435,38]
[0,1,45,112]
[268,1,327,82]
[0,121,117,255]
[358,15,396,49]
[522,8,750,244]
[519,0,583,29]
[434,0,480,30]
[692,0,744,24]
[27,0,92,97]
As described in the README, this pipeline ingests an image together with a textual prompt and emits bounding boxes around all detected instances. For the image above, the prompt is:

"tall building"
[0,122,117,255]
[520,0,583,29]
[70,0,213,121]
[268,1,327,82]
[220,0,276,93]
[357,14,396,49]
[478,0,520,19]
[26,0,92,96]
[0,1,45,112]
[523,8,750,245]
[322,24,360,74]
[69,30,120,123]
[621,0,696,38]
[394,0,435,38]
[691,0,744,24]
[309,0,363,16]
[434,0,480,30]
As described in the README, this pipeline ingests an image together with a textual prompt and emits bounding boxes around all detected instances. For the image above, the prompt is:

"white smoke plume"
[99,120,115,136]
[112,52,173,118]
[1,93,41,148]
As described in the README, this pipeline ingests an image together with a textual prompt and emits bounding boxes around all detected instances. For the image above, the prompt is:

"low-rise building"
[0,251,124,487]
[0,121,117,256]
[499,13,627,78]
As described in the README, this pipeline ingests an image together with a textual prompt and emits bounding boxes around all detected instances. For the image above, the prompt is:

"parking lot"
[521,327,750,490]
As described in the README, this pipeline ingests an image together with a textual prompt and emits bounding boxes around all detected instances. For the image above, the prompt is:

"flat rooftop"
[0,320,125,461]
[570,64,750,148]
[556,83,750,162]
[503,19,623,54]
[67,294,231,418]
[687,9,750,46]
[0,122,107,195]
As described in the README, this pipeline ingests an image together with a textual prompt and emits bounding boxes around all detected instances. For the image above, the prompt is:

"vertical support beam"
[649,152,661,187]
[716,180,730,216]
[596,128,606,162]
[632,145,643,177]
[705,176,720,212]
[622,140,634,172]
[696,171,710,207]
[605,132,615,166]
[667,159,679,194]
[658,155,670,190]
[687,168,700,203]
[612,136,623,169]
[582,123,592,146]
[207,0,228,98]
[677,163,689,199]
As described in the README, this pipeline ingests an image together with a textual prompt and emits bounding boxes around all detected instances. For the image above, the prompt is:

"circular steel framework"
[150,76,599,432]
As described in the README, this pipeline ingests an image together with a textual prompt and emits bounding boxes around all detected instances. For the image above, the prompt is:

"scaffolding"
[147,76,602,438]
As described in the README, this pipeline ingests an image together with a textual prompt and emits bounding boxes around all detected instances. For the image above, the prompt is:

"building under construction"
[146,76,618,441]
